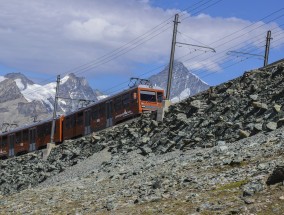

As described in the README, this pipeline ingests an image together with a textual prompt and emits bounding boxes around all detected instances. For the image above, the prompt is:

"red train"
[0,85,164,159]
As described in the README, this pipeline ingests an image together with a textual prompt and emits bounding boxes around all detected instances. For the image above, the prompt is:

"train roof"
[0,116,61,136]
[63,85,164,117]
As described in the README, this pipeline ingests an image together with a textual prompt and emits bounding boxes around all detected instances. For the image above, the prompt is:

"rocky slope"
[149,61,210,102]
[0,60,284,214]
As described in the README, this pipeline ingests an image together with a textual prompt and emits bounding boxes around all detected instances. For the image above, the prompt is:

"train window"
[122,93,130,107]
[23,130,28,141]
[140,90,156,102]
[157,92,163,103]
[114,97,122,111]
[38,125,43,137]
[65,117,70,129]
[46,123,51,134]
[2,136,7,146]
[99,104,105,117]
[16,132,22,144]
[77,112,83,125]
[92,107,99,119]
[71,115,76,127]
[131,92,137,103]
[39,124,46,137]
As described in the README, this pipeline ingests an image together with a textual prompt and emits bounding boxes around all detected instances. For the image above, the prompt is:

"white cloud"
[0,0,283,85]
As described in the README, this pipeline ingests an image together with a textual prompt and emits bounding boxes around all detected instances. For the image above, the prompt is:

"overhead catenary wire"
[103,22,284,95]
[16,0,222,99]
[61,0,224,78]
[57,0,227,94]
[170,22,284,78]
[39,0,218,84]
[16,5,284,103]
[179,33,279,78]
[181,25,284,77]
[99,9,284,95]
[121,29,284,95]
[198,34,284,79]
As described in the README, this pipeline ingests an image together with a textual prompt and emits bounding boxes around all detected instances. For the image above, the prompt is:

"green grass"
[216,179,249,191]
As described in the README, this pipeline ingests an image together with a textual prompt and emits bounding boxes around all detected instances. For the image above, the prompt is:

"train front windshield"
[140,91,156,102]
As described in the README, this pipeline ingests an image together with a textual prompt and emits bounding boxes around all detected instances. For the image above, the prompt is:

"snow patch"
[0,76,6,83]
[15,78,25,90]
[60,100,67,105]
[171,88,191,103]
[97,95,108,100]
[22,83,55,110]
[61,75,70,84]
[191,72,209,85]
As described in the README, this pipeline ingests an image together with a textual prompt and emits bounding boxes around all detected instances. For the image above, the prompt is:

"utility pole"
[166,14,180,100]
[50,75,60,144]
[264,30,272,67]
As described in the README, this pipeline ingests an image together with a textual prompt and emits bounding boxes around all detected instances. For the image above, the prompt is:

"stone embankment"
[0,61,284,214]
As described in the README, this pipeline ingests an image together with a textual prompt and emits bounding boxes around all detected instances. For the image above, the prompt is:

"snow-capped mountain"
[149,61,210,102]
[0,73,104,127]
[57,73,99,113]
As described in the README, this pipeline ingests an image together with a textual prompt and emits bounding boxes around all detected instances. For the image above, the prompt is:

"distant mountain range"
[0,61,209,130]
[0,73,104,129]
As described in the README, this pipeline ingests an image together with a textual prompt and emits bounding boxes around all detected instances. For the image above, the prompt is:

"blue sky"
[0,0,283,95]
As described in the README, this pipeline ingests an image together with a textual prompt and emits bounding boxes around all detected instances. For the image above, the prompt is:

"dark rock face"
[266,166,284,185]
[58,73,98,113]
[0,79,24,103]
[17,100,50,116]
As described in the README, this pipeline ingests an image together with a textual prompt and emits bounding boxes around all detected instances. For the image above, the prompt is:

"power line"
[13,5,284,104]
[199,34,284,80]
[103,23,284,95]
[14,0,222,98]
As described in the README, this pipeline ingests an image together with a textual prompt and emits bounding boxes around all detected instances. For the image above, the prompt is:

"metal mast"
[264,30,272,67]
[166,14,180,100]
[50,75,60,144]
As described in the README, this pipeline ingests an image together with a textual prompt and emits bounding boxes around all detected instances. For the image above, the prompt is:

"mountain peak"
[149,61,209,101]
[163,60,187,72]
[4,72,34,91]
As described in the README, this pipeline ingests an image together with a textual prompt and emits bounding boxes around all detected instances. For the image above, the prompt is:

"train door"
[106,101,113,127]
[29,128,36,152]
[9,134,15,157]
[84,109,91,135]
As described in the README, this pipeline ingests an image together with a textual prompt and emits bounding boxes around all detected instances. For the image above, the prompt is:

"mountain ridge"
[0,62,208,128]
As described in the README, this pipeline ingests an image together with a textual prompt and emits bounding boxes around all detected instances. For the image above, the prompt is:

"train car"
[0,116,64,159]
[63,85,164,139]
[0,85,164,159]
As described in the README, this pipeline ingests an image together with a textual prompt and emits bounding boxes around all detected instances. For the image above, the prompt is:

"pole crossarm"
[226,51,264,58]
[175,42,216,53]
